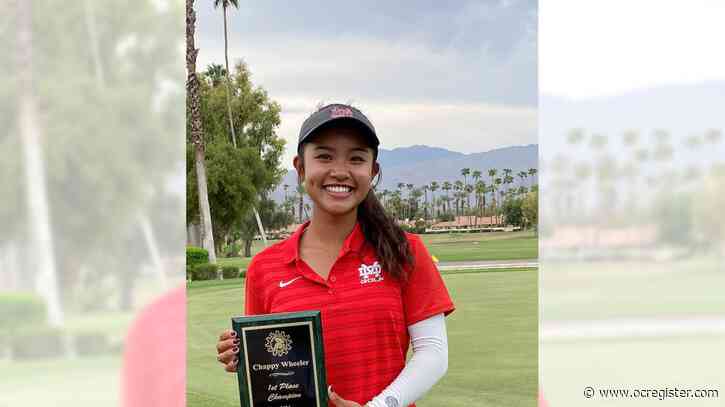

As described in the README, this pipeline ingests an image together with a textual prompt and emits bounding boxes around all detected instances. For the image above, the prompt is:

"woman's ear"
[372,161,380,179]
[293,155,304,181]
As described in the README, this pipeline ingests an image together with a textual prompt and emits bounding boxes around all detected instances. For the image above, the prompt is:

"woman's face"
[294,126,379,218]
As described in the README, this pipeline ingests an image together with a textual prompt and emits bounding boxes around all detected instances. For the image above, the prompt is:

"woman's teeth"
[325,185,352,193]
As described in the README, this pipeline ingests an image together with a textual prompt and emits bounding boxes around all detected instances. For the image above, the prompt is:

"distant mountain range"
[271,144,538,202]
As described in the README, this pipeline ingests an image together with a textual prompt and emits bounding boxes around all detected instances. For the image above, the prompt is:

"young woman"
[216,104,455,407]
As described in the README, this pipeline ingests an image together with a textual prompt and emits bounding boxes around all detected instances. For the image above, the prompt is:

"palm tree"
[411,188,423,219]
[390,190,402,219]
[429,181,439,219]
[204,63,226,86]
[212,0,240,147]
[296,183,305,223]
[188,0,217,264]
[488,168,498,220]
[380,189,389,209]
[396,182,406,218]
[460,168,470,210]
[454,180,463,217]
[503,172,514,203]
[517,171,527,188]
[527,168,537,188]
[475,180,487,218]
[422,185,429,220]
[494,177,503,224]
[465,184,474,225]
[442,181,452,216]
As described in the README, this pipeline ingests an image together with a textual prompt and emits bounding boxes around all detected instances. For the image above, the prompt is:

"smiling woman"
[215,103,455,407]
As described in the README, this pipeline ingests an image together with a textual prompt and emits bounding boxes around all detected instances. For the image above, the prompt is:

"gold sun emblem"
[265,330,292,357]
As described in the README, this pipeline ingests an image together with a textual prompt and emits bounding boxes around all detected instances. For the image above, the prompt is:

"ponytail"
[358,189,414,280]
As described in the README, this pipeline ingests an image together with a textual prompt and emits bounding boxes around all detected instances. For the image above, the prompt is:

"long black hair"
[297,133,414,280]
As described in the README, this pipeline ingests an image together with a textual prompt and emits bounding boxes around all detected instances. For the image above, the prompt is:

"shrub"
[221,266,239,279]
[192,263,218,281]
[238,269,246,279]
[74,333,109,356]
[223,243,240,258]
[0,293,47,332]
[10,326,65,360]
[186,246,209,268]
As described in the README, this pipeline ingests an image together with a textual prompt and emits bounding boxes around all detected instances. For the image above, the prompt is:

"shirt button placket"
[328,267,336,296]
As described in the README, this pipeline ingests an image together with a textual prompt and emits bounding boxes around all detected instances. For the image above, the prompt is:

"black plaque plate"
[232,311,327,407]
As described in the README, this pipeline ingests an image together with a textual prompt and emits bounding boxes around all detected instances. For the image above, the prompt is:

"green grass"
[217,231,538,270]
[187,269,538,407]
[421,231,538,262]
[0,356,121,406]
[542,259,725,320]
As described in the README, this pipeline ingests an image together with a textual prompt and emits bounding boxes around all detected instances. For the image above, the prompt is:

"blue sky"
[195,0,538,166]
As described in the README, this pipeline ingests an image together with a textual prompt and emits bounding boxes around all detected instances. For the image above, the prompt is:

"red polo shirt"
[244,222,455,407]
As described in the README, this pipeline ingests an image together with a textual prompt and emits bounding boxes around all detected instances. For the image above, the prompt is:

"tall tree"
[204,63,226,86]
[429,181,439,219]
[475,180,487,218]
[296,184,305,223]
[488,168,498,221]
[454,180,463,217]
[442,181,452,216]
[187,0,217,263]
[213,0,240,147]
[495,177,503,224]
[422,185,429,220]
[527,167,538,188]
[17,0,63,326]
[461,167,471,210]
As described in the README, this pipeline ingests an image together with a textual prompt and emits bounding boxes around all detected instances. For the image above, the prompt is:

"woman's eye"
[316,154,332,160]
[350,156,365,162]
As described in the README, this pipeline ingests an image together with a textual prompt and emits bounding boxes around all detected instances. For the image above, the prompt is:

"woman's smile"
[323,183,355,198]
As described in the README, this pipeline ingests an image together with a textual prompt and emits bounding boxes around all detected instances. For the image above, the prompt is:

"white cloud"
[541,0,725,99]
[194,2,537,169]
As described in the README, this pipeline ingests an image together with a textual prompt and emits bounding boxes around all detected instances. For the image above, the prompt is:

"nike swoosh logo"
[279,276,302,288]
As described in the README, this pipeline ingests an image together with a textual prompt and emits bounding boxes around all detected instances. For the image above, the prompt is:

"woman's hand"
[216,329,239,372]
[328,386,364,407]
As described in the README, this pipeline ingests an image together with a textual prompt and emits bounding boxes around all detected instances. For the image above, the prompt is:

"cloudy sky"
[541,0,725,99]
[195,0,537,167]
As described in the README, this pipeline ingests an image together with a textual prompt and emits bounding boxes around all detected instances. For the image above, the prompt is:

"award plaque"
[232,311,328,407]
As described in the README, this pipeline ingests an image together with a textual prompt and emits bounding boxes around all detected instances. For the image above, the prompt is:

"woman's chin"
[317,202,359,218]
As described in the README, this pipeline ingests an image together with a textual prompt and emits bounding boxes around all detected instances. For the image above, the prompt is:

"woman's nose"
[329,164,350,179]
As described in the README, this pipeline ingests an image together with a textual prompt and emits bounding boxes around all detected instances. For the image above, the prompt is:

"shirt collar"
[282,220,366,264]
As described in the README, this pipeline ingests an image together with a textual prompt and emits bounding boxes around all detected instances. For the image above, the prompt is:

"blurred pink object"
[539,389,549,407]
[121,286,186,407]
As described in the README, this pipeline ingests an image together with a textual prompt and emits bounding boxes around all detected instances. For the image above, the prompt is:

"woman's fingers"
[218,329,237,342]
[216,329,239,372]
[218,342,240,365]
[216,337,238,354]
[224,356,239,372]
[328,387,362,407]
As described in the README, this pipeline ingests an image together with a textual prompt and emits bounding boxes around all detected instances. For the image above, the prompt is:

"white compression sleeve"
[367,313,448,407]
